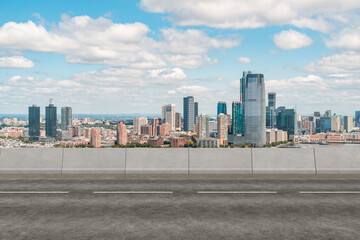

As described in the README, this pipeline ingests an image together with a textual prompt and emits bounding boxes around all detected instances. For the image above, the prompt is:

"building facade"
[90,128,101,148]
[217,113,228,145]
[61,106,72,131]
[183,96,195,132]
[217,101,227,116]
[343,116,353,133]
[243,73,266,146]
[28,104,40,140]
[45,98,57,139]
[175,112,181,130]
[232,101,243,135]
[133,117,148,135]
[197,113,210,139]
[276,108,297,136]
[161,104,176,131]
[116,122,127,145]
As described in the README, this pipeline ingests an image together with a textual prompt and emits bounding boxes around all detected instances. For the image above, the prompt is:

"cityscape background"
[1,1,360,115]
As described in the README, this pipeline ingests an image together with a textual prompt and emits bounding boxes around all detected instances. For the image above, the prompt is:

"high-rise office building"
[268,92,276,108]
[45,98,57,139]
[324,110,332,118]
[232,101,243,135]
[240,71,252,103]
[197,113,210,139]
[61,106,72,131]
[343,116,353,133]
[355,111,360,127]
[266,93,276,129]
[161,104,176,131]
[91,128,101,148]
[28,104,40,140]
[141,124,153,136]
[116,122,127,145]
[183,96,195,132]
[331,115,341,132]
[152,118,161,136]
[217,113,229,145]
[276,108,297,136]
[133,117,148,135]
[244,73,266,146]
[175,112,181,130]
[314,112,321,118]
[194,102,199,124]
[217,101,227,116]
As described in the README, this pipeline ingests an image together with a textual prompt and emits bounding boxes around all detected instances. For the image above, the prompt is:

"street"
[0,176,360,239]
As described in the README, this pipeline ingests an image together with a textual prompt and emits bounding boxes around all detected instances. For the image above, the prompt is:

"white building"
[162,104,176,131]
[133,117,148,135]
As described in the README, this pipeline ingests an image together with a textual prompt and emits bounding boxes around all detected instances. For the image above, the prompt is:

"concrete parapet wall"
[0,147,359,175]
[252,148,316,174]
[62,148,126,174]
[0,148,63,174]
[189,148,252,174]
[126,148,188,174]
[315,148,360,174]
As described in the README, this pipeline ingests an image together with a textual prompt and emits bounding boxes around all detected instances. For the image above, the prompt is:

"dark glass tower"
[183,96,194,132]
[45,98,57,138]
[217,101,227,116]
[194,102,199,124]
[61,106,72,130]
[232,101,243,135]
[28,104,40,140]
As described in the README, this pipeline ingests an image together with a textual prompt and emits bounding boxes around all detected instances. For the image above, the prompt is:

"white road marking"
[0,191,69,194]
[197,191,277,194]
[93,191,173,194]
[299,191,360,194]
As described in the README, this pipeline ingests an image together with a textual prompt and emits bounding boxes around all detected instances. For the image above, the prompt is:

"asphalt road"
[0,176,360,240]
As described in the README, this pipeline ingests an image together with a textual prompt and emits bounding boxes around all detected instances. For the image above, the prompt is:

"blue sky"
[0,0,360,116]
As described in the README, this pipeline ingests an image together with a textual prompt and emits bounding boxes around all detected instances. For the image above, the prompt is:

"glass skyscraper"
[61,106,72,131]
[232,101,243,135]
[266,92,276,128]
[355,111,360,127]
[29,104,40,140]
[45,98,57,138]
[194,101,199,124]
[244,73,266,146]
[276,108,298,135]
[183,96,195,132]
[217,101,227,116]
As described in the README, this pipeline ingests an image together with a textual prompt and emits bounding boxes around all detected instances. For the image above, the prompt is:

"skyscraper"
[61,106,72,131]
[116,122,127,145]
[331,115,341,132]
[276,108,298,136]
[197,113,210,139]
[91,128,101,148]
[133,117,148,135]
[183,96,195,132]
[266,92,276,128]
[45,98,57,139]
[28,104,40,140]
[343,116,353,133]
[244,73,266,146]
[161,104,176,131]
[217,101,227,116]
[175,112,181,130]
[355,111,360,127]
[240,71,252,103]
[194,102,199,124]
[232,101,243,135]
[217,113,229,145]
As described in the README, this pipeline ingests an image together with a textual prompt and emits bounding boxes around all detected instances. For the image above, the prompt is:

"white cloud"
[176,85,209,95]
[140,0,359,30]
[326,26,360,51]
[237,57,252,64]
[0,56,35,68]
[273,30,313,50]
[0,16,239,69]
[304,53,360,73]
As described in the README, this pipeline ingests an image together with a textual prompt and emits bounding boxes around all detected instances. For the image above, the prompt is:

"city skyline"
[1,1,360,115]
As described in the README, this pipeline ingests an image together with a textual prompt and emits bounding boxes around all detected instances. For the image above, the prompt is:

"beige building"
[217,113,228,145]
[116,122,127,145]
[91,128,101,148]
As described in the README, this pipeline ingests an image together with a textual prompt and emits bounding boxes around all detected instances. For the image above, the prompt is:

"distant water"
[299,143,360,148]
